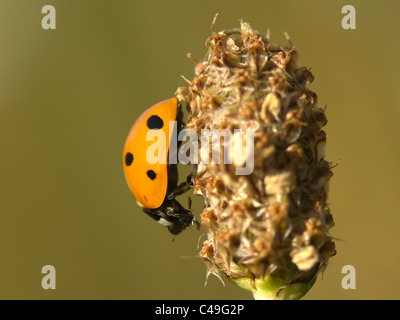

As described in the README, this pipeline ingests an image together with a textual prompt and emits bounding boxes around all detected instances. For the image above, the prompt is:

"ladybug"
[123,97,194,235]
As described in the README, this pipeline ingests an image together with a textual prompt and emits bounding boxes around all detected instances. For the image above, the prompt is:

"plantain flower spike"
[177,16,336,300]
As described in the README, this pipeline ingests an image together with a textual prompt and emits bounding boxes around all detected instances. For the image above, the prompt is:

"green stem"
[230,272,316,300]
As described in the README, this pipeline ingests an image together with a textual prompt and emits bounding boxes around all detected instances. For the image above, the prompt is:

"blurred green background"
[0,0,399,299]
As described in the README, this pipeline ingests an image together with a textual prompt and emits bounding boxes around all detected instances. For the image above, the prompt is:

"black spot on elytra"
[125,152,134,166]
[147,170,156,180]
[147,115,164,130]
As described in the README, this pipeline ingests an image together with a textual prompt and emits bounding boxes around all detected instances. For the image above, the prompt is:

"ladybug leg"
[167,174,194,200]
[187,197,200,231]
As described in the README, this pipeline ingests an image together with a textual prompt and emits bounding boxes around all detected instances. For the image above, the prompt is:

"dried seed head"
[178,18,336,300]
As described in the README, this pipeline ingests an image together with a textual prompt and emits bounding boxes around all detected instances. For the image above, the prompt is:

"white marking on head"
[158,218,173,227]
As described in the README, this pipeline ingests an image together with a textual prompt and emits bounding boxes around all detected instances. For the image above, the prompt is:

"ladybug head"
[143,198,194,235]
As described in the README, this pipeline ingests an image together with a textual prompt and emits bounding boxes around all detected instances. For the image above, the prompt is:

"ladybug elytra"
[123,98,194,235]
